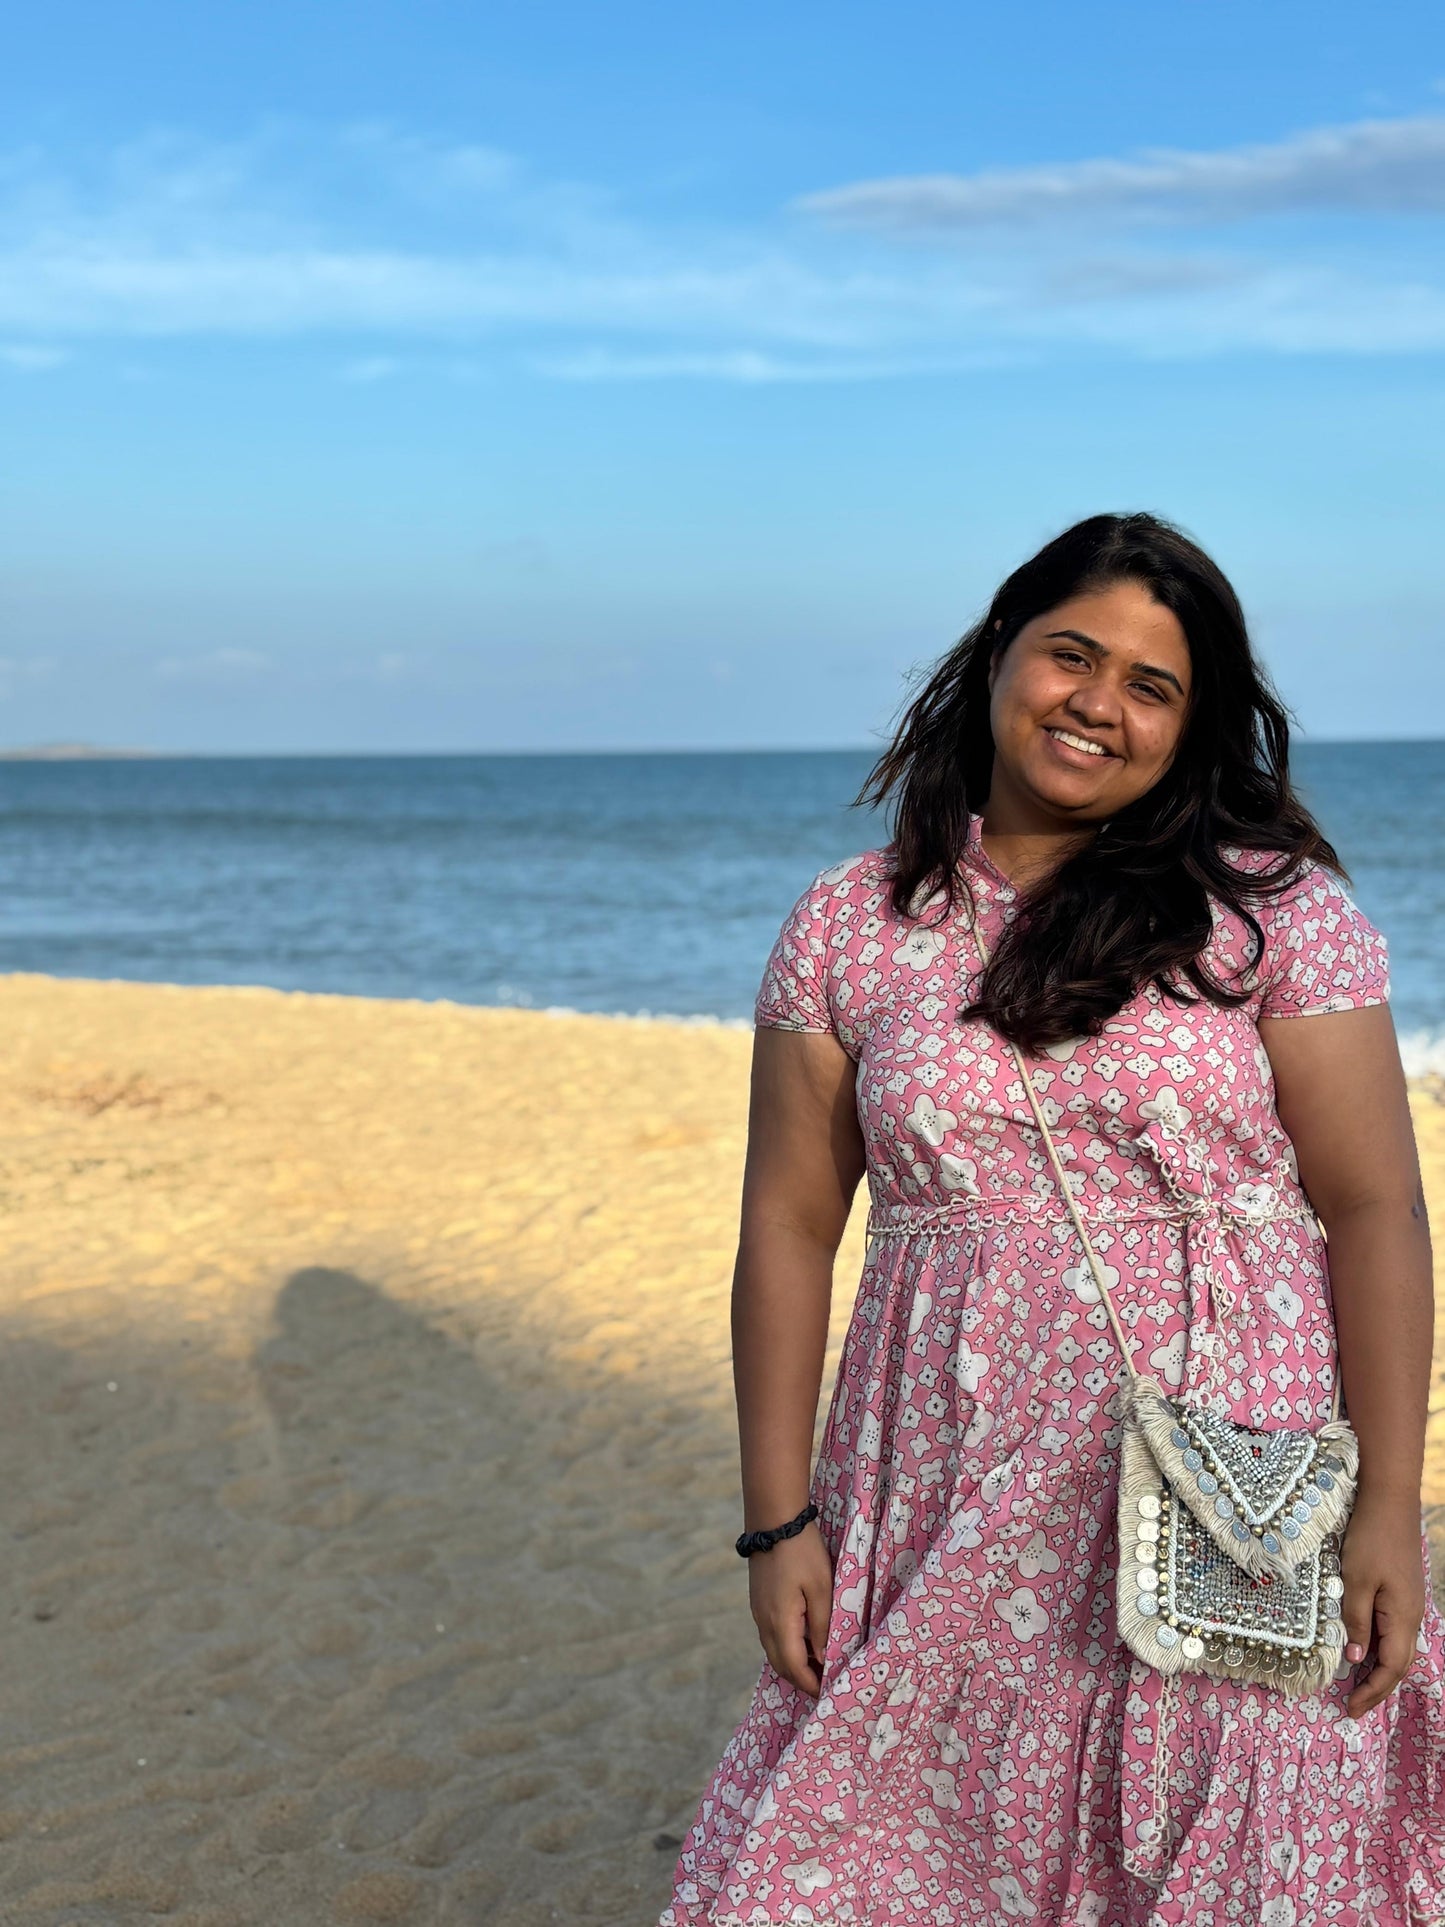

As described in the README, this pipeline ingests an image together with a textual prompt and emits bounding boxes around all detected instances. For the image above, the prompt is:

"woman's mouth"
[1043,725,1116,765]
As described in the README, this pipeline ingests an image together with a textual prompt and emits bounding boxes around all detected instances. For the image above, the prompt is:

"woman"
[659,513,1444,1926]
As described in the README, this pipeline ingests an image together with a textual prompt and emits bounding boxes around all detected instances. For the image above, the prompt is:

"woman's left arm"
[1260,1002,1434,1719]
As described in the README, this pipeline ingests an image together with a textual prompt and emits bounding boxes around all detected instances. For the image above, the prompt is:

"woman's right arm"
[733,1025,867,1698]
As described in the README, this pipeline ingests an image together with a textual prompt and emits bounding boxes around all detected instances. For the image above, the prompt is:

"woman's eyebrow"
[1043,628,1185,698]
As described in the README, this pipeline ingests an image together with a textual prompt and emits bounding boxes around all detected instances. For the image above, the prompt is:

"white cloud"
[796,115,1445,232]
[0,342,68,370]
[153,648,270,683]
[0,118,1441,376]
[339,355,401,382]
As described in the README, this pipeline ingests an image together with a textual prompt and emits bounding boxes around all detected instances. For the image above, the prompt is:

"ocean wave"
[1397,1029,1445,1078]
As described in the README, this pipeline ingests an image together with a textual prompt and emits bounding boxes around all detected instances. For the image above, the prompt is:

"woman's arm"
[733,1025,866,1696]
[1259,1001,1433,1718]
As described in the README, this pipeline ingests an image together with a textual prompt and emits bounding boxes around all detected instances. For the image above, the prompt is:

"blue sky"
[2,1,1444,751]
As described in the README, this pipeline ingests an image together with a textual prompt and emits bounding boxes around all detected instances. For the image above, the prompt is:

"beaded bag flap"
[1126,1374,1358,1580]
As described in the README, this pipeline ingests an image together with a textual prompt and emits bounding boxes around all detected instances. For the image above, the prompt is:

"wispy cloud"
[0,342,68,370]
[153,647,271,683]
[339,355,402,383]
[0,117,1442,377]
[796,115,1445,232]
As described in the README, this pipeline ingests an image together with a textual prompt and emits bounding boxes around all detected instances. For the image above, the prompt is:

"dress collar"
[961,810,1018,898]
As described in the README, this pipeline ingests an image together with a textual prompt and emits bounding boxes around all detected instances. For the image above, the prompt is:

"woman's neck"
[978,802,1099,892]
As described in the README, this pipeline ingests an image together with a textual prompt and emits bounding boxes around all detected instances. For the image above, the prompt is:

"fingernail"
[1346,1642,1365,1662]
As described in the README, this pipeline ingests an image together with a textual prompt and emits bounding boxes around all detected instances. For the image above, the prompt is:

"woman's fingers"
[749,1528,833,1698]
[767,1591,821,1697]
[1344,1594,1422,1718]
[803,1570,832,1675]
[1341,1578,1374,1671]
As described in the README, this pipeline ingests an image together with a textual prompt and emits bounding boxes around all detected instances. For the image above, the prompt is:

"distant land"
[0,743,154,761]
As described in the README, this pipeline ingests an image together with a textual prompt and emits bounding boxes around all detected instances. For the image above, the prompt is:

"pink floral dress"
[660,810,1445,1927]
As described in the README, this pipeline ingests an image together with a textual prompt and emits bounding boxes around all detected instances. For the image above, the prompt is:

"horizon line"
[3,736,1444,762]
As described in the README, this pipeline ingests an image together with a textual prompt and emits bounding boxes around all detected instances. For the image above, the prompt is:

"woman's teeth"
[1047,727,1109,758]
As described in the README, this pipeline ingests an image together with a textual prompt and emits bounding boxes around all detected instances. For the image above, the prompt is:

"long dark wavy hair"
[854,511,1345,1053]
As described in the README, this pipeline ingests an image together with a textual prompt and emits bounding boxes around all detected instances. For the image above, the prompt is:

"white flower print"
[894,926,947,970]
[844,1510,875,1560]
[1269,1835,1301,1882]
[866,1711,904,1761]
[1016,1530,1061,1577]
[1042,1034,1090,1060]
[904,1092,958,1146]
[920,1765,962,1810]
[955,1343,990,1393]
[1260,1900,1296,1927]
[838,1576,868,1615]
[988,1873,1038,1916]
[1139,1085,1192,1136]
[1265,1280,1305,1328]
[993,1586,1050,1642]
[1149,1333,1188,1387]
[939,1152,982,1195]
[962,1404,995,1448]
[947,1504,985,1552]
[1062,1258,1120,1305]
[907,1290,934,1337]
[1077,1894,1107,1926]
[980,1454,1022,1505]
[781,1857,835,1896]
[1227,1179,1278,1222]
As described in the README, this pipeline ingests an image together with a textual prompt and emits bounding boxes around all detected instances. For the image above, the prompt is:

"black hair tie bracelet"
[735,1502,819,1558]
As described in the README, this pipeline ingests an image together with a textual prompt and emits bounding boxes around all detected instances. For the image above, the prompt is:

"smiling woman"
[659,512,1444,1927]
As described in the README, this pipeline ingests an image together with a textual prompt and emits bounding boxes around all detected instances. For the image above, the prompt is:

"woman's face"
[985,578,1193,825]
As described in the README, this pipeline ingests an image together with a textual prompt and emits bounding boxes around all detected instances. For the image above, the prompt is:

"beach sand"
[0,976,1439,1927]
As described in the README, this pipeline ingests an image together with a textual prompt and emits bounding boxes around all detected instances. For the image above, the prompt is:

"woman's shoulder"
[808,845,896,891]
[1209,843,1390,1016]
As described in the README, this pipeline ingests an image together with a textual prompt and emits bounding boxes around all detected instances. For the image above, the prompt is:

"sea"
[0,744,1440,1072]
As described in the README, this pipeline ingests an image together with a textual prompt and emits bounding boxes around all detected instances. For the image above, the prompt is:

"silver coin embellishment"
[1138,1495,1161,1519]
[1137,1519,1160,1542]
[1137,1594,1160,1616]
[1180,1635,1205,1660]
[1181,1449,1203,1472]
[1137,1569,1160,1592]
[1280,1518,1302,1540]
[1323,1576,1344,1599]
[1170,1427,1190,1449]
[1214,1495,1235,1519]
[1196,1472,1219,1495]
[1155,1624,1179,1648]
[1316,1471,1335,1492]
[1303,1485,1323,1508]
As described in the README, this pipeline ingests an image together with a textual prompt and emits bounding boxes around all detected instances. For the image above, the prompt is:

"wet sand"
[0,976,1439,1925]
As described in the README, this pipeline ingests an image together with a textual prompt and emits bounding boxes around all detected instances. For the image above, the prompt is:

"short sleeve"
[753,868,841,1035]
[1254,860,1391,1020]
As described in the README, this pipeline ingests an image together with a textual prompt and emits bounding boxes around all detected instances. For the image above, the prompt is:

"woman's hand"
[747,1522,834,1699]
[1340,1491,1427,1719]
